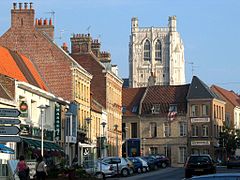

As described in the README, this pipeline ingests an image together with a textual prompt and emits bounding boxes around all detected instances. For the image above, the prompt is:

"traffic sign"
[0,118,21,125]
[0,126,20,135]
[0,136,22,142]
[0,108,21,117]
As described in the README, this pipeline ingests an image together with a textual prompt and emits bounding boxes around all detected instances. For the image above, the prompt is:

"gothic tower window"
[155,40,162,61]
[144,40,151,61]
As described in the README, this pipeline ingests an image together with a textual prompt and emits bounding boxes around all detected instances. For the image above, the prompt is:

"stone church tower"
[129,16,185,87]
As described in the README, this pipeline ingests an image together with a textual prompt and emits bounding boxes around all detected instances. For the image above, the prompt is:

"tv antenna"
[45,10,55,25]
[186,61,198,77]
[86,26,91,34]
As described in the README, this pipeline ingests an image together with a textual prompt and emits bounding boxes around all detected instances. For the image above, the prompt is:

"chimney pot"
[39,19,42,25]
[30,2,33,9]
[35,19,38,25]
[24,2,28,9]
[19,3,22,10]
[44,19,47,25]
[49,18,52,25]
[13,3,17,9]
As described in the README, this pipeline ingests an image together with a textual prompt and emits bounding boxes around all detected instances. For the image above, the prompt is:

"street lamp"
[124,127,128,157]
[85,117,92,143]
[100,122,107,158]
[114,124,118,156]
[37,104,49,157]
[143,138,146,156]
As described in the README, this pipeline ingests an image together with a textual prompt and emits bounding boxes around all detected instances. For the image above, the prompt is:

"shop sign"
[191,117,210,123]
[191,140,210,146]
[19,101,28,118]
[55,104,61,140]
[26,161,37,179]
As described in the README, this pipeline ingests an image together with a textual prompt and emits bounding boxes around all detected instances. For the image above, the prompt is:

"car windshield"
[188,156,210,163]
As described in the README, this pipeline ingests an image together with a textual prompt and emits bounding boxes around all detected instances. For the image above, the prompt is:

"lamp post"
[143,138,146,156]
[100,122,107,158]
[124,127,128,157]
[114,124,118,156]
[37,105,49,157]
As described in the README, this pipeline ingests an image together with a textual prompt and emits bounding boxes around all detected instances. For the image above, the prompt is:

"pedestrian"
[35,155,48,180]
[15,155,29,180]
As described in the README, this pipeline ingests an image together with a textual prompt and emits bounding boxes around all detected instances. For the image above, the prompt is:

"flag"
[168,105,177,121]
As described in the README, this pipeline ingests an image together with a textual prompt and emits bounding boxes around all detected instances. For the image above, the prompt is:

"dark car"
[127,157,143,173]
[184,154,216,178]
[227,156,240,169]
[150,155,170,168]
[141,156,158,171]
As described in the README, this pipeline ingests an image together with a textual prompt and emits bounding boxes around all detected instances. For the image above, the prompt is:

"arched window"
[144,40,151,61]
[155,40,162,61]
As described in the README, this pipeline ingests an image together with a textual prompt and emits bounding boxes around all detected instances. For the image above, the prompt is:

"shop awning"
[0,144,14,154]
[23,138,64,152]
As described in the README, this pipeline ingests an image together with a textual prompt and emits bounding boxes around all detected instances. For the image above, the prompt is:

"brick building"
[0,3,93,164]
[70,34,123,156]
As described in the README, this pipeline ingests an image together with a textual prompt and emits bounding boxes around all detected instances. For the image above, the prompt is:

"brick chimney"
[91,39,101,58]
[11,2,35,29]
[70,34,92,54]
[100,51,111,63]
[61,42,69,54]
[35,18,54,40]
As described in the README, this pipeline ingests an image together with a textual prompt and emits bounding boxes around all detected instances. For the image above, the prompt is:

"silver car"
[84,161,115,179]
[102,157,131,177]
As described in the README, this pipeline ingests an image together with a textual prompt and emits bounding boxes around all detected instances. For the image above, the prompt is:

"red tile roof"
[211,85,240,106]
[122,87,146,116]
[141,85,190,115]
[0,46,47,91]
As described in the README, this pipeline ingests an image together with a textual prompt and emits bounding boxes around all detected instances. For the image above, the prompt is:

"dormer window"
[152,104,160,114]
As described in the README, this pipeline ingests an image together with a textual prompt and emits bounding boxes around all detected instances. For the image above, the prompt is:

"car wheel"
[185,172,191,178]
[121,168,129,177]
[142,167,147,173]
[95,172,105,179]
[137,167,141,173]
[129,168,134,175]
[161,162,167,168]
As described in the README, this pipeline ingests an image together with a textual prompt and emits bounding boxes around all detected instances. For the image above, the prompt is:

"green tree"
[219,127,237,156]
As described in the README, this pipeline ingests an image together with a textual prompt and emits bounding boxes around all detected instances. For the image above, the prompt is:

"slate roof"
[0,46,47,91]
[187,76,221,100]
[211,85,240,107]
[122,87,146,116]
[141,84,190,116]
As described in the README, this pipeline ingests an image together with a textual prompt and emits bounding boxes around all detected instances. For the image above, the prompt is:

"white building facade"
[129,16,185,87]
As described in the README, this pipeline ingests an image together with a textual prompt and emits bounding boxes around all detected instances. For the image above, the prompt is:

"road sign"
[0,136,22,142]
[0,118,21,125]
[0,108,21,117]
[0,126,20,135]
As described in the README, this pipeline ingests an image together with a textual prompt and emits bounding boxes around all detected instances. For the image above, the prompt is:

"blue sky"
[1,0,240,92]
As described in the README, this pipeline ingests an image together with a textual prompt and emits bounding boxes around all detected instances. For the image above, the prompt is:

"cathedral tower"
[129,16,185,87]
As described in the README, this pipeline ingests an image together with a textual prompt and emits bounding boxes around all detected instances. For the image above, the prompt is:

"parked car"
[84,161,115,179]
[141,156,158,171]
[135,157,149,172]
[127,157,143,173]
[184,154,216,178]
[227,155,240,169]
[190,173,240,179]
[124,158,134,175]
[102,157,130,177]
[150,154,170,168]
